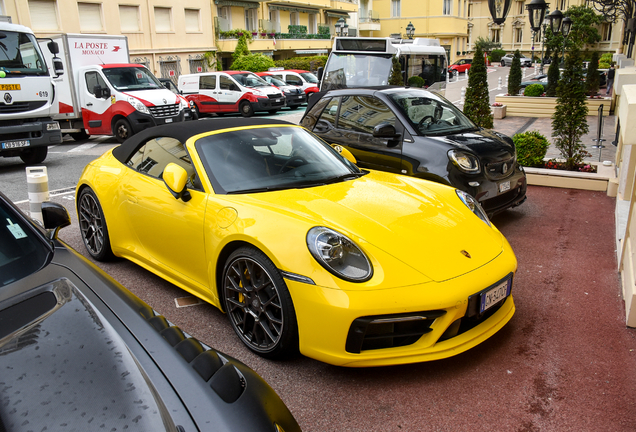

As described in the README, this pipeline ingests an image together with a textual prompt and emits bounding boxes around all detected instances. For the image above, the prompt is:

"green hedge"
[407,76,425,87]
[513,131,550,167]
[524,83,545,97]
[274,55,327,72]
[231,53,276,72]
[490,49,506,63]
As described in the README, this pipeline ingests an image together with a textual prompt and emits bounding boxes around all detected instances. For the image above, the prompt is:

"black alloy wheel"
[78,188,114,261]
[222,247,298,359]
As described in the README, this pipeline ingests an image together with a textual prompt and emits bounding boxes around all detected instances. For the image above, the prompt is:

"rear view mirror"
[53,57,64,76]
[373,123,400,139]
[330,144,357,165]
[93,86,110,99]
[47,41,59,55]
[163,163,191,202]
[41,201,71,239]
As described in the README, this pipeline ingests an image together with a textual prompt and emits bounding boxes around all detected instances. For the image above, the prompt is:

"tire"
[268,109,280,115]
[240,101,254,117]
[77,188,115,261]
[113,118,132,143]
[287,105,299,110]
[70,130,90,141]
[222,246,298,359]
[501,61,506,67]
[20,146,47,164]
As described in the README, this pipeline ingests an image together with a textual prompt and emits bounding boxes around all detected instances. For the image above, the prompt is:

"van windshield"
[0,31,48,76]
[232,73,270,88]
[103,67,164,91]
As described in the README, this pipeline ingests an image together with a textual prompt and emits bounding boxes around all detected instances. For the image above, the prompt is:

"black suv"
[300,87,527,217]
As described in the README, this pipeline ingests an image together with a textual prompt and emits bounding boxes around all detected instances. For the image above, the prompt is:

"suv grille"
[485,158,516,180]
[149,103,180,118]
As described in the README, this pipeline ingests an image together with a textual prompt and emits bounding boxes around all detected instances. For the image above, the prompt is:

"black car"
[0,192,300,432]
[300,87,527,216]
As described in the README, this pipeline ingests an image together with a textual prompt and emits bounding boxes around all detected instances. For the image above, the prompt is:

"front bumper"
[286,240,517,367]
[0,120,62,153]
[251,96,285,112]
[285,93,307,107]
[127,108,186,134]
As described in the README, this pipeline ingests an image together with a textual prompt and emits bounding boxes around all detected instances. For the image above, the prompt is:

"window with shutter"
[155,7,172,32]
[28,0,60,31]
[185,9,200,32]
[78,3,103,32]
[120,5,140,32]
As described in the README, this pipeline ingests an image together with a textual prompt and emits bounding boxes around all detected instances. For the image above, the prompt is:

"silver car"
[500,53,532,67]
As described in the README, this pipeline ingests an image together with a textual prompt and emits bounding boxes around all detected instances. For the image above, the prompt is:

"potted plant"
[492,102,506,119]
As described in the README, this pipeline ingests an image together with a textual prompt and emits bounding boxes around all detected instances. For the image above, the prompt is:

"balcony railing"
[259,19,281,34]
[359,10,380,23]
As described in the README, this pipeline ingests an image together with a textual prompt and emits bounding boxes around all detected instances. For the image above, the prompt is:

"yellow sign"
[111,95,116,104]
[0,84,20,91]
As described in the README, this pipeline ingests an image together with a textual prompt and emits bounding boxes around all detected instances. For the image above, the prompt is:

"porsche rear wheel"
[78,188,115,261]
[222,247,298,359]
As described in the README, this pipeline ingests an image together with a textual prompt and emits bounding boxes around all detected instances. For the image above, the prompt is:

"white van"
[179,71,285,117]
[267,68,320,99]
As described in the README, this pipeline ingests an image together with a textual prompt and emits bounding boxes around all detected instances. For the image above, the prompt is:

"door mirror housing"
[373,123,401,139]
[53,57,64,76]
[41,201,71,240]
[163,163,192,202]
[93,86,111,99]
[330,144,357,165]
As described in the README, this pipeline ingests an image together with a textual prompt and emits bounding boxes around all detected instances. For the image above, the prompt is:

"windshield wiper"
[324,171,367,184]
[227,185,288,194]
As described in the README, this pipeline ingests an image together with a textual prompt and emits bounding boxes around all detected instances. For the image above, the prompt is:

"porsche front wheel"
[78,188,115,261]
[222,247,298,359]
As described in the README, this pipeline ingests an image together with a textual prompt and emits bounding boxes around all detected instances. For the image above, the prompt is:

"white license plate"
[499,181,511,193]
[480,279,512,313]
[298,96,304,99]
[165,118,173,123]
[2,140,30,149]
[276,99,282,102]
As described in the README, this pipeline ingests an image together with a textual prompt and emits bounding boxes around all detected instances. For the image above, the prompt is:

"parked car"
[159,77,199,120]
[255,72,307,109]
[501,53,532,67]
[0,191,300,431]
[449,58,472,77]
[520,74,548,93]
[178,71,285,117]
[76,118,518,367]
[301,86,527,217]
[266,68,320,100]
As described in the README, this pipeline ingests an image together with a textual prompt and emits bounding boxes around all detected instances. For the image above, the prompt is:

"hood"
[242,172,504,282]
[248,85,282,96]
[0,275,170,431]
[429,129,516,164]
[125,88,179,106]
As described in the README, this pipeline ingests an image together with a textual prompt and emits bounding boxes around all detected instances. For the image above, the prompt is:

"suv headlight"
[456,190,491,226]
[307,227,373,282]
[127,97,150,114]
[448,149,480,173]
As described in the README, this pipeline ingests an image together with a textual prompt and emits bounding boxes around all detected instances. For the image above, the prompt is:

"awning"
[325,10,350,18]
[268,3,319,14]
[214,0,262,8]
[295,50,328,54]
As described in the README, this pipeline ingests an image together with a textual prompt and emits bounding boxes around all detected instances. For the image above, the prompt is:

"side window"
[200,75,216,90]
[300,96,331,130]
[337,96,396,135]
[286,75,303,86]
[312,97,340,133]
[85,71,108,96]
[219,76,235,90]
[127,137,198,188]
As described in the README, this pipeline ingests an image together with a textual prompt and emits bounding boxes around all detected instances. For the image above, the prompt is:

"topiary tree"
[407,76,425,87]
[232,34,251,61]
[388,55,404,86]
[524,83,545,97]
[585,51,600,96]
[508,50,522,95]
[490,49,506,63]
[513,130,550,167]
[463,44,493,129]
[546,52,560,97]
[230,53,276,72]
[552,47,590,170]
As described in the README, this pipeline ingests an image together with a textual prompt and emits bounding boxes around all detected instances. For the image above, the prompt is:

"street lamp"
[561,16,573,37]
[526,0,549,52]
[488,0,513,25]
[540,12,550,73]
[548,9,563,33]
[335,17,348,37]
[406,22,415,39]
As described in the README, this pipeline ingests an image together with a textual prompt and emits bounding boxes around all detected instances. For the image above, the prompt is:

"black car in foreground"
[301,86,527,217]
[0,192,300,432]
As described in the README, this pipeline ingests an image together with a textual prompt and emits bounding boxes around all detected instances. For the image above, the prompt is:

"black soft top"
[111,118,293,163]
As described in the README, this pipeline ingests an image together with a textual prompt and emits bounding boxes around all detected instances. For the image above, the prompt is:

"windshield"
[388,89,477,136]
[262,75,288,87]
[103,67,163,91]
[0,198,51,287]
[321,53,392,90]
[0,31,48,76]
[233,73,269,88]
[300,72,318,84]
[196,126,362,194]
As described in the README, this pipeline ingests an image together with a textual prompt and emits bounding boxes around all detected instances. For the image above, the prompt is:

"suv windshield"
[0,198,51,287]
[388,89,478,136]
[196,126,362,194]
[321,53,392,90]
[233,73,270,88]
[299,72,318,83]
[103,67,163,91]
[0,31,48,76]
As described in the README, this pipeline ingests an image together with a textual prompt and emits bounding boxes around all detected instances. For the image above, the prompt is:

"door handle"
[86,102,93,106]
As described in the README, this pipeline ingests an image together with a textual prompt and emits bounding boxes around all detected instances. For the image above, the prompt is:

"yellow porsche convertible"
[76,118,517,367]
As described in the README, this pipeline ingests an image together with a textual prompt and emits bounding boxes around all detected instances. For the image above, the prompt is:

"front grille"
[0,100,47,114]
[346,310,446,353]
[485,158,516,180]
[149,103,180,118]
[268,93,283,100]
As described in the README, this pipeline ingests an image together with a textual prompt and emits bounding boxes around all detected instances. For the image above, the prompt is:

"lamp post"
[406,22,415,39]
[540,12,550,74]
[335,17,348,37]
[526,0,549,54]
[487,0,513,25]
[560,16,572,61]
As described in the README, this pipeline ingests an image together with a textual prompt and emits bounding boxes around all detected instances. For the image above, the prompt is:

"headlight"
[251,89,264,96]
[307,227,373,282]
[448,149,480,173]
[127,96,150,114]
[179,98,189,110]
[456,190,491,226]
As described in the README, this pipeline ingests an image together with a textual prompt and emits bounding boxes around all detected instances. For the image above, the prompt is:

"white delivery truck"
[0,21,63,164]
[40,34,191,142]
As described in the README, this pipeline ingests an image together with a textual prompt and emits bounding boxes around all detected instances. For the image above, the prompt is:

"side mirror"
[373,123,401,139]
[317,67,323,82]
[41,201,71,239]
[47,41,59,55]
[163,163,192,202]
[330,144,357,165]
[53,57,64,76]
[93,86,111,99]
[229,84,238,91]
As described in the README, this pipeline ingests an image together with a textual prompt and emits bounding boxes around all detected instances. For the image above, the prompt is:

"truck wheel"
[113,118,132,143]
[70,130,90,141]
[20,147,48,165]
[240,101,254,117]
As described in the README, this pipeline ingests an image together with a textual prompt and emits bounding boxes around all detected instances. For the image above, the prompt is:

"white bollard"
[26,166,49,223]
[523,67,526,78]
[460,86,466,105]
[498,77,502,90]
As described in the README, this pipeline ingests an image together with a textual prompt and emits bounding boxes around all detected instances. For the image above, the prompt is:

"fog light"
[468,181,480,187]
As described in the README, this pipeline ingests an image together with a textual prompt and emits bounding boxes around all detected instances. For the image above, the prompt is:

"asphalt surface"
[18,184,635,432]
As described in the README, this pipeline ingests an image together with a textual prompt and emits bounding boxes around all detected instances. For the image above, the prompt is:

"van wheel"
[240,101,254,117]
[268,109,279,115]
[20,147,48,165]
[113,118,132,143]
[70,130,90,141]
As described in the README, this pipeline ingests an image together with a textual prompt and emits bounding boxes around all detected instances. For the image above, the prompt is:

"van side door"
[80,69,114,135]
[198,74,218,114]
